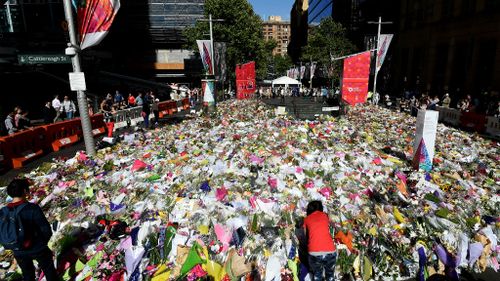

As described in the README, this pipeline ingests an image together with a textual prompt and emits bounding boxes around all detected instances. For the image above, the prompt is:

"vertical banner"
[310,62,316,80]
[341,51,371,105]
[214,42,227,81]
[376,34,393,72]
[202,79,215,106]
[299,66,306,80]
[236,61,256,99]
[412,110,439,172]
[78,0,121,50]
[197,40,213,75]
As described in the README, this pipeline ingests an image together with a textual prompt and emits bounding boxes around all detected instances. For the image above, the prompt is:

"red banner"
[78,0,121,50]
[341,51,371,105]
[236,61,256,99]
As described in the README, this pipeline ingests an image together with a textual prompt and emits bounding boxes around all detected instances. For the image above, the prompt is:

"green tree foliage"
[301,18,356,85]
[184,0,274,80]
[270,55,294,78]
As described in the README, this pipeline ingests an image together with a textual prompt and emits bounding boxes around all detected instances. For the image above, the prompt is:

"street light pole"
[198,14,224,108]
[62,0,96,156]
[368,17,392,97]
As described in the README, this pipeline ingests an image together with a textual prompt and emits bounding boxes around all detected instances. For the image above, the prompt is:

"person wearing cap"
[442,93,451,108]
[303,201,336,281]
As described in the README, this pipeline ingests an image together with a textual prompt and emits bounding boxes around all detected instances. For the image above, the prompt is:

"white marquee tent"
[271,76,301,88]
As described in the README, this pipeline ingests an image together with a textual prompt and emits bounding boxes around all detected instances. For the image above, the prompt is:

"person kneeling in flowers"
[303,201,337,281]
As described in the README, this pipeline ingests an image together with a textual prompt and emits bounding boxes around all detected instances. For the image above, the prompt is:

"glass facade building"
[308,0,333,24]
[115,0,205,45]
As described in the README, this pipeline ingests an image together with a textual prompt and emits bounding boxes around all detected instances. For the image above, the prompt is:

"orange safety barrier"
[0,138,8,171]
[460,112,487,133]
[90,114,106,136]
[43,119,82,152]
[182,98,190,110]
[158,101,177,118]
[0,127,46,169]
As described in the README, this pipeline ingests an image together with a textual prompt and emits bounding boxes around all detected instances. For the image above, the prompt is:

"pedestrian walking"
[101,95,115,137]
[114,90,124,107]
[15,108,31,130]
[152,98,160,126]
[51,95,62,123]
[142,92,151,129]
[136,93,144,106]
[303,201,337,281]
[128,93,136,107]
[4,111,18,135]
[42,101,53,124]
[442,93,451,108]
[0,179,58,281]
[61,96,76,119]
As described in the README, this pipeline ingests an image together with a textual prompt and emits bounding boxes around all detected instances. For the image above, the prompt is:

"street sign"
[69,72,87,91]
[18,54,71,65]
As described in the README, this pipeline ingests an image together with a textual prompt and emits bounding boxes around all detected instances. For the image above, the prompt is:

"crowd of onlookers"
[395,90,500,118]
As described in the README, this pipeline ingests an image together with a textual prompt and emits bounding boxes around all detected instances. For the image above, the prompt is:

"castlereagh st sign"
[18,54,71,65]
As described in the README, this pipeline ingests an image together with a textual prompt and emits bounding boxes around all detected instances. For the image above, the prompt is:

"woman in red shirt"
[303,201,337,281]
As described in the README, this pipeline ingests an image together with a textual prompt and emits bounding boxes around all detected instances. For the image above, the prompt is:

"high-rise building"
[392,0,500,98]
[262,16,291,57]
[104,0,205,81]
[308,0,333,24]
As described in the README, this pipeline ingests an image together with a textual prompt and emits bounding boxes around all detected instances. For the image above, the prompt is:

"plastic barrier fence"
[0,127,46,168]
[486,116,500,138]
[90,114,107,136]
[42,119,82,152]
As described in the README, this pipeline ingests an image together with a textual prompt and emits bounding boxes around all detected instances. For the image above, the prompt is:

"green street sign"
[18,54,71,65]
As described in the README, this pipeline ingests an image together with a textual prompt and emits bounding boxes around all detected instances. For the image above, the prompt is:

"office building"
[262,16,291,57]
[392,0,500,97]
[308,0,333,24]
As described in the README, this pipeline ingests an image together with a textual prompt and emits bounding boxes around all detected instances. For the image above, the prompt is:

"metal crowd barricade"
[113,106,144,130]
[486,116,500,138]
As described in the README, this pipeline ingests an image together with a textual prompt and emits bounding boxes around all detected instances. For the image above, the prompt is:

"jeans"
[15,248,59,281]
[308,252,337,281]
[66,111,74,119]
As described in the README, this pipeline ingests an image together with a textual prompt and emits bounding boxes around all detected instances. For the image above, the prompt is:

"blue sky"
[249,0,295,21]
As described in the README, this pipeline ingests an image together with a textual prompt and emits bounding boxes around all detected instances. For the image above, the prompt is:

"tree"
[184,0,274,81]
[301,18,356,86]
[273,55,294,78]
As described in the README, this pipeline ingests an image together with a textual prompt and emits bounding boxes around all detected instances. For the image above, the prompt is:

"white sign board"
[322,106,340,112]
[413,110,439,171]
[69,72,87,91]
[275,106,286,116]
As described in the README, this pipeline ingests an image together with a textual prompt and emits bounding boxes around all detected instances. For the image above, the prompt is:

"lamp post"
[198,14,224,109]
[368,17,392,97]
[62,0,96,156]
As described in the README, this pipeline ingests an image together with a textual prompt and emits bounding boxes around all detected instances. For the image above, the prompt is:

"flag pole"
[62,0,96,156]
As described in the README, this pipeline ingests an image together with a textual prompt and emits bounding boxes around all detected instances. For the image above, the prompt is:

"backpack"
[0,204,27,251]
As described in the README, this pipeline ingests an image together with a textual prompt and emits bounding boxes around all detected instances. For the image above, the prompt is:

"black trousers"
[15,248,59,281]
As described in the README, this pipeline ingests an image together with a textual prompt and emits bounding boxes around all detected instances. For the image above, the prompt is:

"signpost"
[18,54,71,65]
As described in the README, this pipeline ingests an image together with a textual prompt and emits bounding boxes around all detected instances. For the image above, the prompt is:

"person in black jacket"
[42,101,53,124]
[5,179,58,281]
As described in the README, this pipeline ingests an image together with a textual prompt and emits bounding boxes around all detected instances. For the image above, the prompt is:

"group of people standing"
[100,90,160,137]
[47,95,77,124]
[3,106,32,135]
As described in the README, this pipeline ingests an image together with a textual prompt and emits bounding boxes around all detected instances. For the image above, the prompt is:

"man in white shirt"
[51,95,62,123]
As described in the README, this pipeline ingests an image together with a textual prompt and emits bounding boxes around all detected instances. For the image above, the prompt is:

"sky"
[249,0,295,21]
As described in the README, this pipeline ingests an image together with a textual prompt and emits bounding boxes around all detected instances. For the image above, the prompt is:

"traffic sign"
[18,54,71,65]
